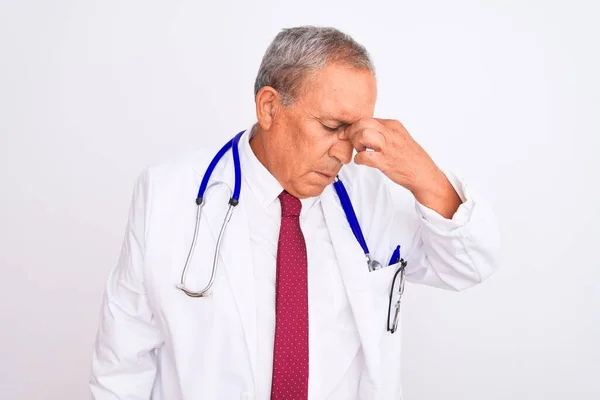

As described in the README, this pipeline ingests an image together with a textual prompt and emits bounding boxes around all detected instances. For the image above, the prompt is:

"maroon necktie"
[270,191,309,399]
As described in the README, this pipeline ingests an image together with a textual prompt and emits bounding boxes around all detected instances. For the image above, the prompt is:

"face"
[255,63,377,198]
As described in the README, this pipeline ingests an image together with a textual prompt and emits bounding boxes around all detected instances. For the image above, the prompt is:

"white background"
[1,0,599,399]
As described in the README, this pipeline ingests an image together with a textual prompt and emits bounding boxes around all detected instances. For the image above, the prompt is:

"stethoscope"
[176,130,406,333]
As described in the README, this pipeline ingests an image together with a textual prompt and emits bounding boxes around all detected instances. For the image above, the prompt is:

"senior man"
[91,26,499,400]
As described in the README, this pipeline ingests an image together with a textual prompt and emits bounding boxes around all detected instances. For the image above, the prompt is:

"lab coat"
[90,132,500,400]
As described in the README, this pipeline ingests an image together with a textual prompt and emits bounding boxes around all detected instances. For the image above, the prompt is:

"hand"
[339,118,462,219]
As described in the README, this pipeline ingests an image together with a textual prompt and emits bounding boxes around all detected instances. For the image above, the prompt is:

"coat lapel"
[199,154,258,386]
[320,184,382,393]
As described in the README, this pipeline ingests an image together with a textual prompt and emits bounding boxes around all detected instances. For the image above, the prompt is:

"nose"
[328,135,353,165]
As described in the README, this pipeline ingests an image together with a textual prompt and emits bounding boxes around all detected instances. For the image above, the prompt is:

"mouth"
[314,171,337,182]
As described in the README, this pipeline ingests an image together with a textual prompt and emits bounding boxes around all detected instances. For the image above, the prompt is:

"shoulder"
[120,148,218,221]
[134,143,223,193]
[147,148,213,182]
[138,129,248,188]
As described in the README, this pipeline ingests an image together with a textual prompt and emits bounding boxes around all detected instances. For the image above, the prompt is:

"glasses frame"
[387,258,408,334]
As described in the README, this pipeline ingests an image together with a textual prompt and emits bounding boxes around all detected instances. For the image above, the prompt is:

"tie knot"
[279,191,302,217]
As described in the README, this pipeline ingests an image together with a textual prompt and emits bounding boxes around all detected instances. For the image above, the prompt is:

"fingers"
[338,117,417,184]
[339,118,380,140]
[352,128,386,152]
[340,118,386,152]
[354,150,385,169]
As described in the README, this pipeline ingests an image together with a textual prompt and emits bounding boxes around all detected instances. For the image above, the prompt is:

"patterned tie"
[270,190,309,399]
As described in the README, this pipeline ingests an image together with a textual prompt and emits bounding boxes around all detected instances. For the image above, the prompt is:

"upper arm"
[90,168,163,399]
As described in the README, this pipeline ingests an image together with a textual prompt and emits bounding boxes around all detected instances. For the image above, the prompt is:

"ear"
[255,86,282,130]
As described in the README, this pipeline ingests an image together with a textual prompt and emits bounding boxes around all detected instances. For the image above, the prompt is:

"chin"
[295,182,329,199]
[289,173,335,198]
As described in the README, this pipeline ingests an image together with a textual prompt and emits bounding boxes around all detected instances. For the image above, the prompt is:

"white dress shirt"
[239,129,364,399]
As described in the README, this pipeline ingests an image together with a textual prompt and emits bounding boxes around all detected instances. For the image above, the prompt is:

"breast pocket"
[368,263,399,298]
[367,263,402,332]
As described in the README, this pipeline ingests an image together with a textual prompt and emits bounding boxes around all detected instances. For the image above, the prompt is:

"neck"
[249,123,277,180]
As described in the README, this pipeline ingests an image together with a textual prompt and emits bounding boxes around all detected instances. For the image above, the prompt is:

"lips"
[317,172,334,178]
[314,171,338,183]
[316,171,337,178]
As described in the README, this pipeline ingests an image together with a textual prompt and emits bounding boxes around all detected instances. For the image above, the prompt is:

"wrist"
[410,169,461,218]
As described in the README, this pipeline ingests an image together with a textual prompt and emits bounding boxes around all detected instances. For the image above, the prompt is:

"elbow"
[449,256,498,292]
[449,233,501,292]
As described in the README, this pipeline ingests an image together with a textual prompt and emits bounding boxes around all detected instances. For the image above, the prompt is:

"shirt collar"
[240,125,319,212]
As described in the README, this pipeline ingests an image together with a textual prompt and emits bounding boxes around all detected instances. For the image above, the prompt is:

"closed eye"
[322,124,343,132]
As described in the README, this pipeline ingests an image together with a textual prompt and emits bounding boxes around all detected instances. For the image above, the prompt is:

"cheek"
[295,132,331,166]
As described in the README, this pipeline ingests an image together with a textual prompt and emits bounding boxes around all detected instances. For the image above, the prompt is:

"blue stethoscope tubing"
[177,130,383,298]
[176,131,244,297]
[197,131,244,205]
[332,178,383,272]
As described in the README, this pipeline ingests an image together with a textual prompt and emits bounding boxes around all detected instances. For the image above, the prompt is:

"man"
[90,26,499,399]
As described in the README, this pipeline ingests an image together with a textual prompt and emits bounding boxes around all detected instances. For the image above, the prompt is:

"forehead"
[297,63,377,122]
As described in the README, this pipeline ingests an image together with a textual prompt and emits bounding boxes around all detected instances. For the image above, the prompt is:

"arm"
[402,169,500,290]
[341,118,500,290]
[90,169,163,399]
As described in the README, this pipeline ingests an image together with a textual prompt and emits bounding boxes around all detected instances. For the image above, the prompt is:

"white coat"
[90,130,500,400]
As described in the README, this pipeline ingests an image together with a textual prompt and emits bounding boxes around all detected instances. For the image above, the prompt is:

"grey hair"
[253,26,375,106]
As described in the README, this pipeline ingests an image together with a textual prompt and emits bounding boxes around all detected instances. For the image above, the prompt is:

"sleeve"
[90,168,163,399]
[401,170,501,291]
